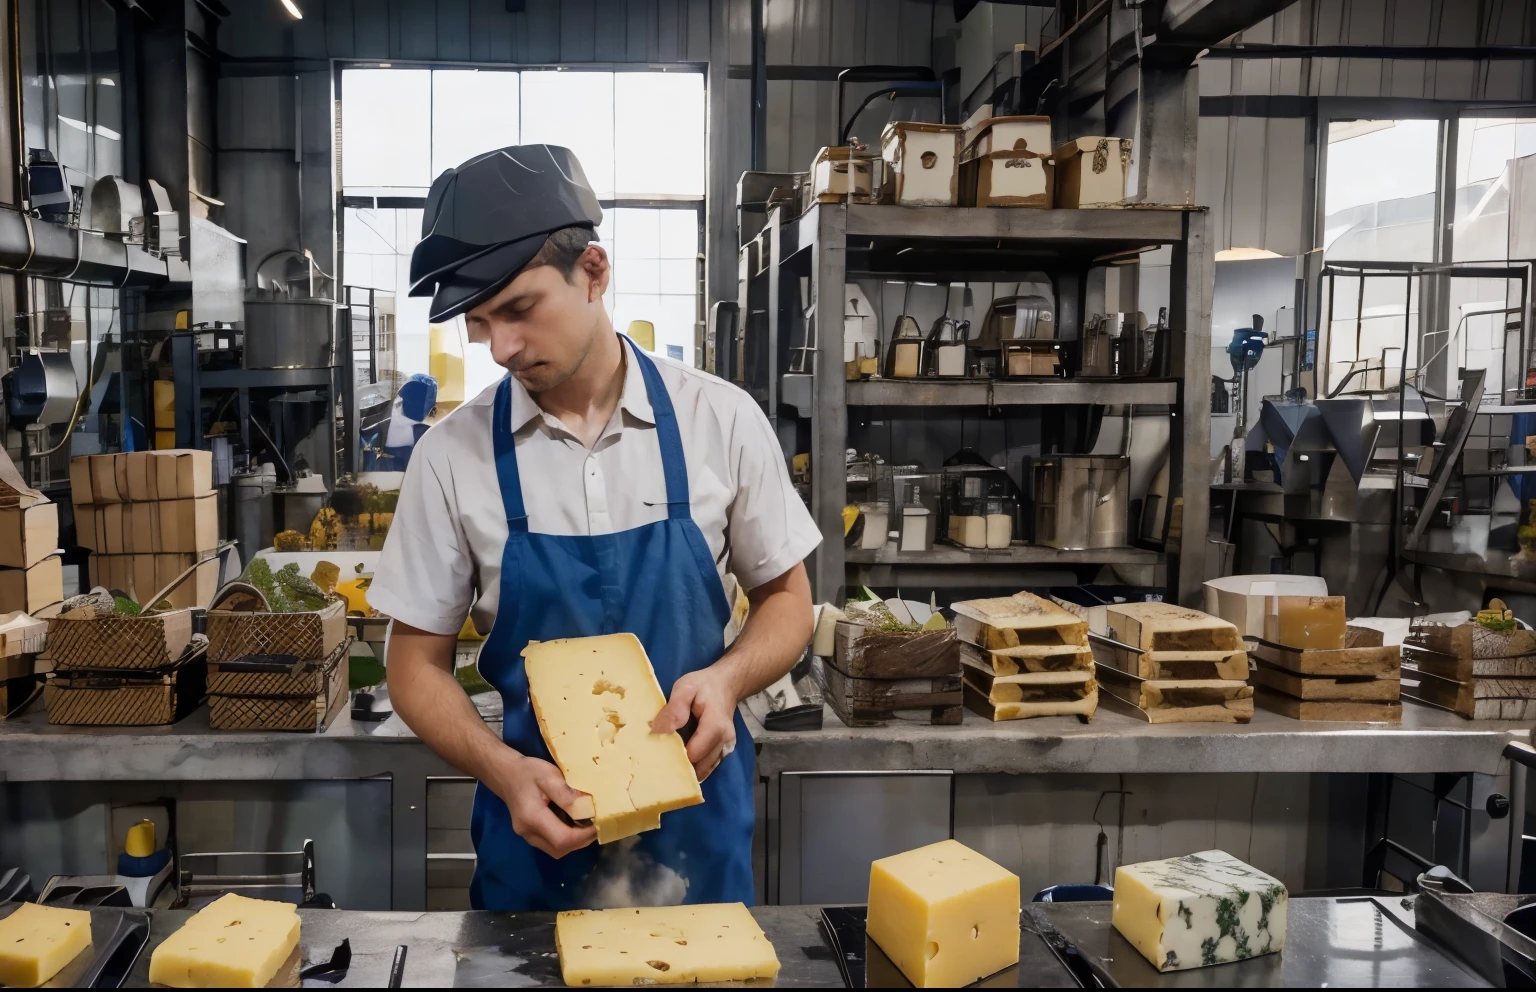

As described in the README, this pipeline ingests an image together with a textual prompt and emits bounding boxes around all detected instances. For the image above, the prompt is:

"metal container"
[1033,455,1129,549]
[232,468,277,558]
[243,299,336,369]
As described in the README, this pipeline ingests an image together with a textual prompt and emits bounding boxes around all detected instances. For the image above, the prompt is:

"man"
[368,145,820,912]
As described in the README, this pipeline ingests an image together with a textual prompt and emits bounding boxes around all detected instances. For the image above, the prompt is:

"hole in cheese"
[675,940,687,946]
[972,926,980,939]
[597,710,624,744]
[646,960,671,971]
[592,679,626,698]
[926,942,939,960]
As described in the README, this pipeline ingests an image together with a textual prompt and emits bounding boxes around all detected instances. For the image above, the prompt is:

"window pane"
[1324,119,1439,262]
[656,209,699,257]
[614,258,660,296]
[613,208,661,258]
[431,69,520,178]
[655,294,698,365]
[614,72,705,196]
[1454,117,1536,262]
[658,258,694,295]
[342,70,431,187]
[521,71,615,197]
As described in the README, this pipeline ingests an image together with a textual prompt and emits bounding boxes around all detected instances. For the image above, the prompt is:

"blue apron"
[468,337,755,911]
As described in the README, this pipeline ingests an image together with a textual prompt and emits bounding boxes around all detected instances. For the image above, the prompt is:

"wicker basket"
[208,645,349,732]
[46,609,195,671]
[206,600,347,663]
[44,649,207,726]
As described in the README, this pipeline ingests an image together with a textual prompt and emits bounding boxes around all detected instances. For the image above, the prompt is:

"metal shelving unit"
[739,201,1213,606]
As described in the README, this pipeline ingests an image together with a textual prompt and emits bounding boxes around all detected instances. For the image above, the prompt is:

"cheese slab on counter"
[555,902,780,986]
[0,902,93,988]
[147,893,300,988]
[524,633,703,844]
[1112,850,1287,972]
[867,839,1020,988]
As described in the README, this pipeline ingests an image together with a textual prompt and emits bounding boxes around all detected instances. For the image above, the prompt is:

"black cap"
[408,144,603,321]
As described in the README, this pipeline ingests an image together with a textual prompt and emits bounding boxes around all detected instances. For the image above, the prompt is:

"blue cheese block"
[1112,850,1287,972]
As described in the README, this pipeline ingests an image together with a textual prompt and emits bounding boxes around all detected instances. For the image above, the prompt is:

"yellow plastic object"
[153,380,176,429]
[311,561,341,594]
[335,576,372,616]
[174,310,189,331]
[458,616,486,641]
[792,452,811,483]
[627,319,656,351]
[429,323,466,414]
[154,430,177,450]
[125,818,156,858]
[842,504,858,536]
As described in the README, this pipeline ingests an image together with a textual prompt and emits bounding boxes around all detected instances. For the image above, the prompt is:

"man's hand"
[651,667,740,782]
[483,752,597,858]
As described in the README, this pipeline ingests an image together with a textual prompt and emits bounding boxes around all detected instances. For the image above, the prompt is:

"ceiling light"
[279,0,303,19]
[1214,247,1284,262]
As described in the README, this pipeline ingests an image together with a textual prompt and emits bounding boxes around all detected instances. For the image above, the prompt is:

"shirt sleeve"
[368,445,475,636]
[725,393,823,591]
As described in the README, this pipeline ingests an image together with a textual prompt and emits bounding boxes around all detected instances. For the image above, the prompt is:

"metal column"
[809,205,847,603]
[1172,210,1214,605]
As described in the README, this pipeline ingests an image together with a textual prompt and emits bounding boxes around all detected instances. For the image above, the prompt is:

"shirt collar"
[504,340,656,434]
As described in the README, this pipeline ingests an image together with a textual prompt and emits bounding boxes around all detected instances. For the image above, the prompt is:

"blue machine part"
[398,373,438,423]
[1228,313,1267,378]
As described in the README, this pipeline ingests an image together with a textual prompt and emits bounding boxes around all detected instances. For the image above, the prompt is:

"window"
[1454,117,1536,262]
[338,65,707,401]
[1324,119,1441,264]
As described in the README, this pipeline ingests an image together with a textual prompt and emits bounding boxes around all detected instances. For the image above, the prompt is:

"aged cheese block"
[1108,603,1243,653]
[1113,850,1287,972]
[0,902,93,988]
[867,839,1020,988]
[1263,596,1346,651]
[147,893,299,988]
[555,903,779,986]
[524,633,702,844]
[952,592,1087,650]
[960,641,1091,676]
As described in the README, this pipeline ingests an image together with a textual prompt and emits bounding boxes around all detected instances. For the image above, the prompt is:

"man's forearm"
[714,563,815,700]
[388,626,519,783]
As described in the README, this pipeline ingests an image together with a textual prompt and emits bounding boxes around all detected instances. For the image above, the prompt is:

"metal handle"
[1505,741,1536,771]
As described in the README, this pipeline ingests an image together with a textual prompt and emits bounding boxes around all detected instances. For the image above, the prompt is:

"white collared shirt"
[368,350,822,636]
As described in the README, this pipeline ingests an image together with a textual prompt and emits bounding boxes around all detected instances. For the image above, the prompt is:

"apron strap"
[491,378,531,532]
[622,336,692,519]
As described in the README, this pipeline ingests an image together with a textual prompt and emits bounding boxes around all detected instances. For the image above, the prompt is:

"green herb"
[112,597,141,617]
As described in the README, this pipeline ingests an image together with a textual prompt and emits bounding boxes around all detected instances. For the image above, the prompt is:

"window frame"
[1311,98,1536,401]
[332,58,709,366]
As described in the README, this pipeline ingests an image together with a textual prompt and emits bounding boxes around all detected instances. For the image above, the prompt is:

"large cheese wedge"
[0,902,93,988]
[866,839,1020,988]
[555,902,780,986]
[1112,849,1287,971]
[524,633,703,844]
[147,893,300,988]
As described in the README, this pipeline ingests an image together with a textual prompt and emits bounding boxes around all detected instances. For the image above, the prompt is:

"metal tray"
[0,901,150,988]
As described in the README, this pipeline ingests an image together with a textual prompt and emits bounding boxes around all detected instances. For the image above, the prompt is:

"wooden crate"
[960,662,1096,722]
[815,657,961,728]
[1094,665,1253,724]
[207,600,347,663]
[1248,629,1399,678]
[1406,619,1536,662]
[1090,639,1249,681]
[44,650,206,726]
[960,641,1091,676]
[832,622,958,678]
[1254,692,1402,723]
[1403,666,1536,721]
[1403,644,1536,681]
[1251,664,1400,702]
[951,592,1088,651]
[46,609,194,671]
[209,645,349,732]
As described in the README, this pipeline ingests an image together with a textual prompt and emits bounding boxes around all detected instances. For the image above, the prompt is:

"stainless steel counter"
[2,703,1530,910]
[111,897,1487,988]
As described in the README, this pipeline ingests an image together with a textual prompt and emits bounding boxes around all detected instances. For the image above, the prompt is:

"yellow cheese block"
[867,839,1020,988]
[147,893,300,988]
[1264,595,1346,651]
[555,902,780,986]
[523,633,703,844]
[0,902,93,988]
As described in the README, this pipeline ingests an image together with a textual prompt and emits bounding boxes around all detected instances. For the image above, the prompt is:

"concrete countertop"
[0,698,1528,781]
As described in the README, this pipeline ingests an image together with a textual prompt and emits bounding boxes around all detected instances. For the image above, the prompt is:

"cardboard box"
[124,451,157,502]
[72,502,95,551]
[0,503,59,569]
[156,494,218,552]
[0,555,63,614]
[89,454,122,503]
[114,454,131,504]
[127,501,159,554]
[103,502,126,555]
[69,456,93,504]
[154,450,213,499]
[1053,136,1133,208]
[132,554,160,604]
[156,553,219,609]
